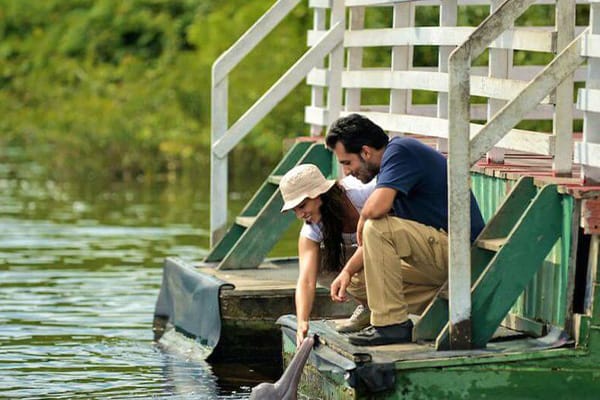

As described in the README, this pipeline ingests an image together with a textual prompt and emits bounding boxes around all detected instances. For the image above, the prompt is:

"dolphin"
[249,336,315,400]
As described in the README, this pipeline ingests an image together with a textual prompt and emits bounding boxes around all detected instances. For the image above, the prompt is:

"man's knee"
[363,217,390,238]
[364,216,412,238]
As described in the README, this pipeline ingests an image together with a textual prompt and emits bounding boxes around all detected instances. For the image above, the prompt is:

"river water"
[0,151,294,399]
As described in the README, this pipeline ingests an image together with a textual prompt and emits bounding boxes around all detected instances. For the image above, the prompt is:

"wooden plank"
[210,77,229,247]
[501,313,547,337]
[389,1,413,133]
[341,70,553,104]
[458,0,538,58]
[235,216,257,228]
[487,0,511,164]
[448,43,472,349]
[309,0,331,8]
[345,6,365,112]
[476,237,507,252]
[341,111,554,155]
[218,144,332,270]
[342,70,447,91]
[553,0,576,175]
[490,28,556,53]
[415,177,536,341]
[267,175,283,185]
[326,0,345,126]
[414,246,496,340]
[213,0,302,83]
[580,32,600,58]
[206,142,311,262]
[574,142,600,169]
[344,0,580,5]
[437,185,563,349]
[304,105,329,127]
[205,224,247,262]
[306,67,328,87]
[308,65,587,86]
[576,88,600,113]
[406,103,577,121]
[308,7,327,135]
[582,5,600,183]
[469,31,586,165]
[472,75,551,104]
[478,176,537,239]
[217,194,295,271]
[437,0,457,152]
[309,27,555,52]
[213,22,345,158]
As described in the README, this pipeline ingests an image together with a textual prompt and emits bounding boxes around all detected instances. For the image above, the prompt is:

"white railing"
[210,0,345,245]
[577,0,600,183]
[447,0,586,348]
[210,0,600,346]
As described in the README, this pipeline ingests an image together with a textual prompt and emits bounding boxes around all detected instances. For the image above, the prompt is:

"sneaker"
[335,304,371,333]
[348,319,413,346]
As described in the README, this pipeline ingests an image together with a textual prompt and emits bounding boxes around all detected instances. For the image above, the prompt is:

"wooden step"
[436,184,562,349]
[476,237,507,252]
[267,175,283,185]
[235,216,257,228]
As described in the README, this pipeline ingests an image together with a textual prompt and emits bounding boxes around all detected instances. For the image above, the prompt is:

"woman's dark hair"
[319,183,348,273]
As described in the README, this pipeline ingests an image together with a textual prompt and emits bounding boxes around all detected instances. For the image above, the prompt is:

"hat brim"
[280,179,336,212]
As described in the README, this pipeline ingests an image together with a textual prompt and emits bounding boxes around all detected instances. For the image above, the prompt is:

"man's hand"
[296,320,309,347]
[330,270,351,302]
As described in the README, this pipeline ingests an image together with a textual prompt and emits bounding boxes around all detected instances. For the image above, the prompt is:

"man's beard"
[357,157,378,183]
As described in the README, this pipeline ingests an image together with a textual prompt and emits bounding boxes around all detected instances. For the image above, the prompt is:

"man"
[326,113,485,346]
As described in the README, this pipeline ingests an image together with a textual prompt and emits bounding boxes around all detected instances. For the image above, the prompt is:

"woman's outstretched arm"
[295,235,320,346]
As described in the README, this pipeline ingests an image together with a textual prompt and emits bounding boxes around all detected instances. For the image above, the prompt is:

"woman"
[279,163,376,345]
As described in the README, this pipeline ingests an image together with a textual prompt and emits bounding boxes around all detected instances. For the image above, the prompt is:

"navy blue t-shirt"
[376,137,485,242]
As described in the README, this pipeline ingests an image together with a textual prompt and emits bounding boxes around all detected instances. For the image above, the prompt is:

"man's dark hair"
[325,114,389,153]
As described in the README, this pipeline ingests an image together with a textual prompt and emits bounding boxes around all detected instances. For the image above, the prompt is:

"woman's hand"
[330,269,351,302]
[296,320,309,347]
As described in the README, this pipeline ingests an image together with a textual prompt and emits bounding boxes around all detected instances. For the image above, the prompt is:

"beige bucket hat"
[280,164,336,212]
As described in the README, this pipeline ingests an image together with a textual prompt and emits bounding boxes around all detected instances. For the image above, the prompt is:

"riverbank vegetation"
[0,1,588,181]
[0,0,311,180]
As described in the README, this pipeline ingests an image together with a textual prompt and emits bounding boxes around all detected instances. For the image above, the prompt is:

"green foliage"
[0,1,590,180]
[0,0,310,180]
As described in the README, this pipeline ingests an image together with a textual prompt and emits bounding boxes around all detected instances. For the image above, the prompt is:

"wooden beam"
[213,22,345,158]
[309,27,555,53]
[213,0,302,84]
[448,45,472,350]
[470,31,587,166]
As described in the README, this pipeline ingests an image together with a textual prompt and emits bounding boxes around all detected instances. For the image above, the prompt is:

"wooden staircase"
[414,176,564,349]
[204,141,333,270]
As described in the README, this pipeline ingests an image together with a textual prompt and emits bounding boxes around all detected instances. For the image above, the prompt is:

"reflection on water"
[0,151,285,399]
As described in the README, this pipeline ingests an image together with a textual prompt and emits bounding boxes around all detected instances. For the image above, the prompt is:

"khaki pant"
[317,245,368,304]
[362,216,448,326]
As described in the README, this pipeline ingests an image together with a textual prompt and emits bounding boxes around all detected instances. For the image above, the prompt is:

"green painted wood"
[414,177,537,341]
[476,176,536,240]
[204,224,246,262]
[218,143,333,270]
[593,283,600,326]
[413,296,449,340]
[389,366,600,400]
[414,248,495,340]
[241,141,313,217]
[205,141,312,262]
[436,185,563,349]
